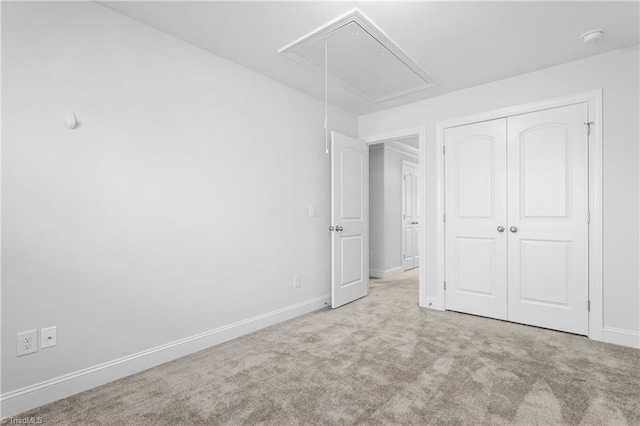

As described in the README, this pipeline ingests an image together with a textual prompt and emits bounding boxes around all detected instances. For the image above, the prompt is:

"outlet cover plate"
[41,326,58,349]
[17,329,38,357]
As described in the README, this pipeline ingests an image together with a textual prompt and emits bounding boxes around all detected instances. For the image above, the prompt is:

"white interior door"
[403,162,420,270]
[506,103,589,335]
[414,168,421,269]
[445,119,508,320]
[331,131,369,308]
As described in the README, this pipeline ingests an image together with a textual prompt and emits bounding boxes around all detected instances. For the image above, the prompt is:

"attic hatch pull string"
[324,40,329,154]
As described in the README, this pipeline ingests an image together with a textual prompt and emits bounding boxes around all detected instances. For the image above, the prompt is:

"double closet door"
[444,103,589,335]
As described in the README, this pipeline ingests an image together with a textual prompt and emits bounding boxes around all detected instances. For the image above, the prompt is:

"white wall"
[1,0,357,408]
[359,46,640,345]
[368,146,385,275]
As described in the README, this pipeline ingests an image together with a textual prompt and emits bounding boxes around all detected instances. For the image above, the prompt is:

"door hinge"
[584,121,594,136]
[588,300,591,312]
[443,213,446,223]
[442,145,446,155]
[587,210,591,224]
[444,281,447,290]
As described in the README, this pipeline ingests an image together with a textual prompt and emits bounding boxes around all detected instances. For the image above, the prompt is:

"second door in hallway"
[403,161,420,271]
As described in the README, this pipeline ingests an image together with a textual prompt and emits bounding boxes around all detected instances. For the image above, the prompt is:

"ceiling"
[100,1,640,115]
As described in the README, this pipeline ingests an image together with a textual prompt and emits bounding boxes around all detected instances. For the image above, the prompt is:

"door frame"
[402,160,420,271]
[362,127,426,303]
[436,90,603,341]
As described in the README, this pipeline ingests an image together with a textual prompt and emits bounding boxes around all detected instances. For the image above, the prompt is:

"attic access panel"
[279,10,439,103]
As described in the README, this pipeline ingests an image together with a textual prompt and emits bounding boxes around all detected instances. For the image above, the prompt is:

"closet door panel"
[444,119,508,320]
[506,103,589,335]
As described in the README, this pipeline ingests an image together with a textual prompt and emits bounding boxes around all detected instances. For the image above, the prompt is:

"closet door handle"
[497,226,505,233]
[510,226,518,233]
[336,226,344,232]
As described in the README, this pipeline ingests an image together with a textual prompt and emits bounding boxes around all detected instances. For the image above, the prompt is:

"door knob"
[336,226,344,232]
[497,226,505,233]
[328,226,335,232]
[412,221,419,225]
[509,226,518,233]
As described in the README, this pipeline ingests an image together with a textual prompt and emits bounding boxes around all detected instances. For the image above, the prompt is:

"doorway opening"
[364,128,425,307]
[368,137,420,279]
[329,129,424,309]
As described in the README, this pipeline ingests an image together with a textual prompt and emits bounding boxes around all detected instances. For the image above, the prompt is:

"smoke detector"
[581,29,604,44]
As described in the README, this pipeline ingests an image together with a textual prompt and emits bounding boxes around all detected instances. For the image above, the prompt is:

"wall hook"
[64,112,78,130]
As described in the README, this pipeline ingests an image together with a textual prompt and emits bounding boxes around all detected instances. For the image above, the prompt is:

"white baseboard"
[369,266,403,279]
[0,294,330,418]
[602,327,640,349]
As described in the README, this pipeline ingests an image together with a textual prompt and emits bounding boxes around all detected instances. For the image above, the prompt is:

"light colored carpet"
[18,269,640,425]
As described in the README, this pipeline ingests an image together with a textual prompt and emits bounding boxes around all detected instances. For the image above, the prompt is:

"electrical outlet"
[293,274,301,288]
[308,203,316,217]
[41,326,57,349]
[17,330,38,357]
